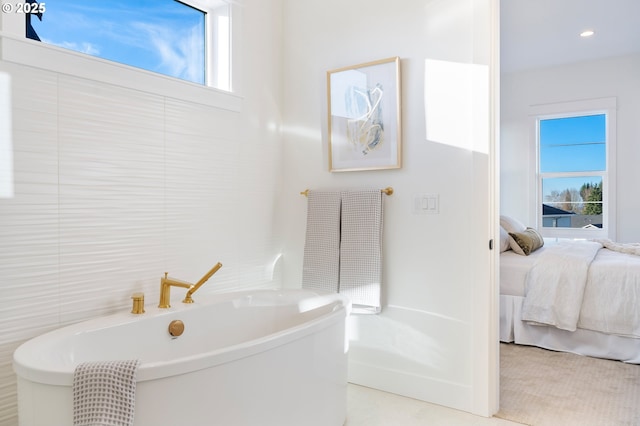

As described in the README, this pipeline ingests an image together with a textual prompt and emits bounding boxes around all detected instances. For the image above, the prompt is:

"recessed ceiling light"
[580,30,595,38]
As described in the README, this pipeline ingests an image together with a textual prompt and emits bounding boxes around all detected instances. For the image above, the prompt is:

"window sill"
[540,228,608,240]
[0,33,242,112]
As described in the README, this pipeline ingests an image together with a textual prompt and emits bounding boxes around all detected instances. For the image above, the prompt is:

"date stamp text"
[2,2,46,14]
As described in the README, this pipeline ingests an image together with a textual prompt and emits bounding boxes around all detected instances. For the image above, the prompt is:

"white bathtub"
[13,289,351,426]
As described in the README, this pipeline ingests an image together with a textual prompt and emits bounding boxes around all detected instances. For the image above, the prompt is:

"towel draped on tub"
[73,359,140,426]
[302,189,383,314]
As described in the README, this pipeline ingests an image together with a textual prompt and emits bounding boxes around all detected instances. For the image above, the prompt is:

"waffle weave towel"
[302,189,383,313]
[302,190,342,293]
[73,359,140,426]
[340,190,383,314]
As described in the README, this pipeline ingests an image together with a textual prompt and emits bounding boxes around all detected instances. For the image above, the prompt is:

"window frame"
[0,1,241,111]
[184,0,232,90]
[529,97,617,240]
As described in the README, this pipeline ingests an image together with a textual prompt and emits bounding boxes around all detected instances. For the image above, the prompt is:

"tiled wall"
[0,61,283,424]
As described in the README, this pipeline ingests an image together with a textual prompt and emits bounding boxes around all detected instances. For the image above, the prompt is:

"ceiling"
[500,0,640,73]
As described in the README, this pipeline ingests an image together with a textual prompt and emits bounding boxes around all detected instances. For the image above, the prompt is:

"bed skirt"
[500,295,640,364]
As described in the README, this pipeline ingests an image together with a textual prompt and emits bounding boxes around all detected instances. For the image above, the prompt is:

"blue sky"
[31,0,205,84]
[540,114,606,173]
[539,114,606,200]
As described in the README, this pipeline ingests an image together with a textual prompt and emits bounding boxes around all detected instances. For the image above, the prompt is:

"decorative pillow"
[508,227,544,256]
[499,226,510,252]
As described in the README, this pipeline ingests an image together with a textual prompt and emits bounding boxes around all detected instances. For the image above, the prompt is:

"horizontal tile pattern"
[56,77,167,325]
[0,60,282,424]
[0,66,60,371]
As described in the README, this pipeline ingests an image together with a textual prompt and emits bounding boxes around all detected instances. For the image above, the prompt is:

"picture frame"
[327,56,402,172]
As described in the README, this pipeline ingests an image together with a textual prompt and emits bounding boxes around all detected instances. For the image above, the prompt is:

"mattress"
[499,244,550,296]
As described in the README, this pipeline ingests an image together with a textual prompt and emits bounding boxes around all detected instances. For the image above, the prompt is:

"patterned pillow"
[508,227,544,256]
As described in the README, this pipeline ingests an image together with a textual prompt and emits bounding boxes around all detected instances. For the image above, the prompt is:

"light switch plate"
[413,193,439,215]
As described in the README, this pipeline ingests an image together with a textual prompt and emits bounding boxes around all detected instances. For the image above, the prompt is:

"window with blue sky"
[539,113,607,230]
[29,0,207,85]
[540,115,606,173]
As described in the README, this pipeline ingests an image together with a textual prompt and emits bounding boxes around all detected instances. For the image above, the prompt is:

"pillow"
[508,227,544,256]
[500,215,526,234]
[499,226,510,252]
[500,215,528,254]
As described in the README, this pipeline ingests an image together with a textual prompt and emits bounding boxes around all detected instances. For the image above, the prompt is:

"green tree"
[582,182,602,215]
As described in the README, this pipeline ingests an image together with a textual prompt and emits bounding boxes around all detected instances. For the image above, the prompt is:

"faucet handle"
[131,292,145,314]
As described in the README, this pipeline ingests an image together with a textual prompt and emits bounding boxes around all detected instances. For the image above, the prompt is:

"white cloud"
[133,21,204,84]
[41,38,100,56]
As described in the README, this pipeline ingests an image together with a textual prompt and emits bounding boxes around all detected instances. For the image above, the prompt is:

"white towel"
[339,190,383,314]
[73,359,140,426]
[302,190,342,293]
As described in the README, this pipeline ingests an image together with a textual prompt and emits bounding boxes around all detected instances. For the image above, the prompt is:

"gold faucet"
[159,262,222,308]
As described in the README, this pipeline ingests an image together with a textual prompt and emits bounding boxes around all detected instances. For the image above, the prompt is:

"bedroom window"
[531,98,616,239]
[24,0,231,89]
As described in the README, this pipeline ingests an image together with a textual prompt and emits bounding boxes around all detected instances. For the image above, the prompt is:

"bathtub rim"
[13,288,351,386]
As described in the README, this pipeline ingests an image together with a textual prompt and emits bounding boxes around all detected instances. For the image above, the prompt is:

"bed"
[499,216,640,363]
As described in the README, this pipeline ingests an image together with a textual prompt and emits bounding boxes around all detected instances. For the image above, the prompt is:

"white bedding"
[579,248,640,337]
[499,249,538,297]
[500,294,640,363]
[521,241,601,332]
[500,241,640,363]
[502,241,640,338]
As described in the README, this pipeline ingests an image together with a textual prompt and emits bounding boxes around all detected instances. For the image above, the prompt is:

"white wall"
[280,0,497,416]
[501,53,640,242]
[1,0,499,422]
[0,1,284,423]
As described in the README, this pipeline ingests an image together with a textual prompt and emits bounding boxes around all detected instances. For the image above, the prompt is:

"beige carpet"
[496,343,640,426]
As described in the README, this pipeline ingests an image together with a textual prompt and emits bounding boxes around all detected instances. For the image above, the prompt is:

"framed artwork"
[327,56,402,172]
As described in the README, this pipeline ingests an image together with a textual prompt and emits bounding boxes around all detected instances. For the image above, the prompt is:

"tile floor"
[346,384,523,426]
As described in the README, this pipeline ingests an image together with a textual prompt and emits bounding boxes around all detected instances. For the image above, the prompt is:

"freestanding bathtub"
[13,289,351,426]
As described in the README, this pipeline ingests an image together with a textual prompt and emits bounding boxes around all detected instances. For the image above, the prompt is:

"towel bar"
[300,187,393,197]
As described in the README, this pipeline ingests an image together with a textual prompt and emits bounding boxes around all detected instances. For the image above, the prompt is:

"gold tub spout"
[183,262,223,304]
[158,262,223,308]
[158,273,192,308]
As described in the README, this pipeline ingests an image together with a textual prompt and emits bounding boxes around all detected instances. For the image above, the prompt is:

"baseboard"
[348,359,473,413]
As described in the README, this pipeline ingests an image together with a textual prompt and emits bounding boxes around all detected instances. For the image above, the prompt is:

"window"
[530,98,616,239]
[25,0,229,89]
[1,0,238,108]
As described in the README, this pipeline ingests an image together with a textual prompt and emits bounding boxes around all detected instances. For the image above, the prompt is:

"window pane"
[541,176,603,229]
[29,1,206,85]
[539,114,606,173]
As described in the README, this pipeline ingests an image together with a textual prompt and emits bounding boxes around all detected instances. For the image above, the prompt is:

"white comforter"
[522,241,640,338]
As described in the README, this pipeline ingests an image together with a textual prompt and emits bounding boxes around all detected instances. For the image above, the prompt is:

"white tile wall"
[0,61,283,424]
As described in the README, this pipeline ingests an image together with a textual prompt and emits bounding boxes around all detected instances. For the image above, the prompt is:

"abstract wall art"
[327,57,402,172]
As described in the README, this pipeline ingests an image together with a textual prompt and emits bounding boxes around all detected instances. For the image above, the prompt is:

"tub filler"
[13,289,350,426]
